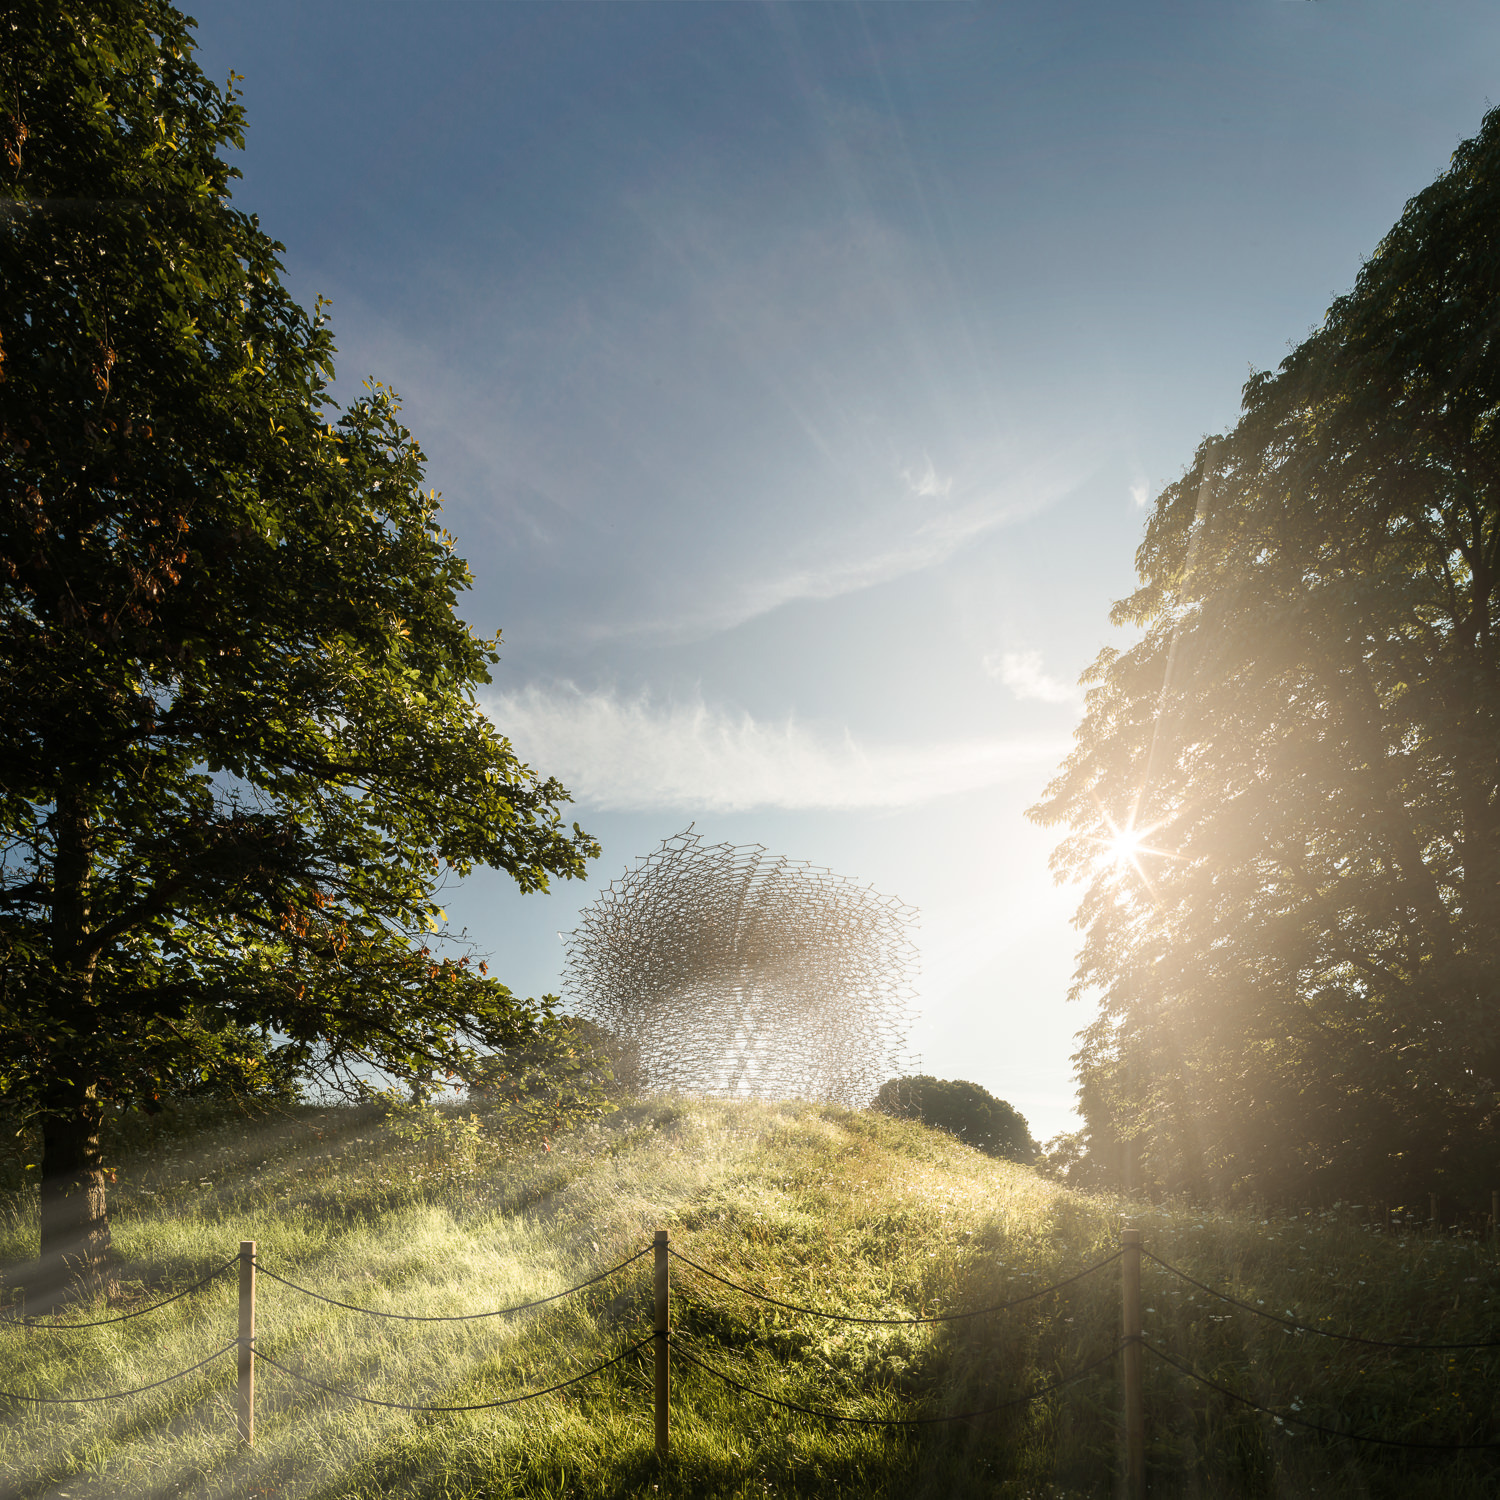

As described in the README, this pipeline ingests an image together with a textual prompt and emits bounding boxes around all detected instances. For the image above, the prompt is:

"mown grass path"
[0,1099,1496,1498]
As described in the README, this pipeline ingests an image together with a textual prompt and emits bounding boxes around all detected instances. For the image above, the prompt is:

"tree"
[0,1,599,1297]
[1030,110,1500,1207]
[874,1075,1036,1162]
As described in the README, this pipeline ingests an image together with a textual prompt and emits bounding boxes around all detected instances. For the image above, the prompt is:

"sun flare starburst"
[1088,803,1181,892]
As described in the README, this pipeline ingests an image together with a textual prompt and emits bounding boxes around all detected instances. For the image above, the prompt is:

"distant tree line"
[1032,109,1500,1209]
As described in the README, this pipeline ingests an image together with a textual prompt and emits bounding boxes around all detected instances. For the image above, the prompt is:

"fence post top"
[654,1228,669,1246]
[241,1240,257,1256]
[1121,1227,1142,1246]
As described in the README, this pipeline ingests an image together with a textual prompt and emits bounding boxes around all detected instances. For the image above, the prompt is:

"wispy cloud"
[901,453,953,501]
[984,650,1081,706]
[1129,479,1150,509]
[487,683,1069,811]
[719,491,1031,623]
[596,458,1089,647]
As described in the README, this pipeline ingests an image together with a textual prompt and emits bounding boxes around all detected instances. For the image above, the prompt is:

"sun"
[1089,805,1178,890]
[1107,823,1148,867]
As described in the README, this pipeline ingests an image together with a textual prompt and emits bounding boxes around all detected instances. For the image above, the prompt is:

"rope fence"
[2,1226,1497,1491]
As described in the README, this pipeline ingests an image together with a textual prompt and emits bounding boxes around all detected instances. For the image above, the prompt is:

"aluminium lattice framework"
[564,827,917,1106]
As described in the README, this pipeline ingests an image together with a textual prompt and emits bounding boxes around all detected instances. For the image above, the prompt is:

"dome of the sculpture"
[564,828,917,1105]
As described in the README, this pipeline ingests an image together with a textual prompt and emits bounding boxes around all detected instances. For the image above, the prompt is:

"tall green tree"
[0,0,598,1294]
[1031,110,1500,1207]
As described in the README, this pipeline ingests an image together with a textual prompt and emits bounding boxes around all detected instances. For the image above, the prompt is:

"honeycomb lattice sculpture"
[563,827,917,1106]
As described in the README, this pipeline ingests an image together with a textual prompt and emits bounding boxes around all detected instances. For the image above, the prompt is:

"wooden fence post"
[1121,1227,1144,1500]
[654,1229,669,1462]
[1491,1190,1498,1242]
[238,1240,256,1448]
[1430,1192,1440,1231]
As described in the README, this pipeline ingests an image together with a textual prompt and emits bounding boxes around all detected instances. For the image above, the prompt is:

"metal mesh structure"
[563,828,917,1106]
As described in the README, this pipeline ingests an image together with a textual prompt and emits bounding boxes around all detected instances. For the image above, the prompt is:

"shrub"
[466,1014,621,1140]
[874,1075,1036,1162]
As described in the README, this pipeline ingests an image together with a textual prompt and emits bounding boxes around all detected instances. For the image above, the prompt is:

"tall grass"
[0,1098,1495,1498]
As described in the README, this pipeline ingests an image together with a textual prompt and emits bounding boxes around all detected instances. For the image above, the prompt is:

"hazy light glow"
[1090,805,1180,893]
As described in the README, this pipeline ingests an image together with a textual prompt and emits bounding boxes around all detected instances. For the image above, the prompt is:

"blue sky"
[191,0,1500,1143]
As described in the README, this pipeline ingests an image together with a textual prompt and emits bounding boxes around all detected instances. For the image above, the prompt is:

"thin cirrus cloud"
[901,454,954,501]
[486,683,1070,812]
[703,488,1033,630]
[985,650,1083,707]
[589,463,1088,648]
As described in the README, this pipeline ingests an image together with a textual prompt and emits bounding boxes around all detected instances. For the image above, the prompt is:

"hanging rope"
[1143,1251,1500,1350]
[670,1334,1125,1425]
[252,1246,650,1323]
[254,1336,653,1412]
[1143,1340,1500,1451]
[668,1246,1121,1325]
[2,1259,240,1331]
[0,1343,237,1404]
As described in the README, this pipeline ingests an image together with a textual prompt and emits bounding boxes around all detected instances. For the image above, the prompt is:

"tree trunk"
[36,1081,113,1308]
[37,785,112,1306]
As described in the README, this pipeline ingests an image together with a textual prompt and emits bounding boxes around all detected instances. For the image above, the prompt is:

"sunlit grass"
[0,1099,1496,1497]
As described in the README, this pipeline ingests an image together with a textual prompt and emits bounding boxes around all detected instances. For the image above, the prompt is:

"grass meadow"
[0,1097,1496,1498]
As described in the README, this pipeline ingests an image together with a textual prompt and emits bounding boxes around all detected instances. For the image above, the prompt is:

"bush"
[874,1075,1036,1162]
[466,1013,621,1141]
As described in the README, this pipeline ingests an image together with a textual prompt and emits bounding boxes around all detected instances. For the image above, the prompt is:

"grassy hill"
[0,1097,1496,1498]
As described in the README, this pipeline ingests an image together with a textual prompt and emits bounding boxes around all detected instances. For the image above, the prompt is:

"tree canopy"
[0,0,598,1289]
[874,1075,1036,1162]
[1031,110,1500,1207]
